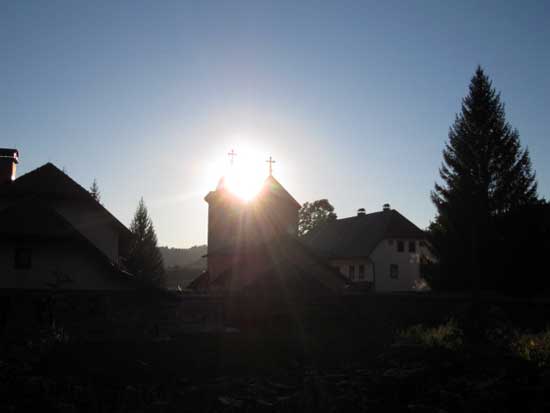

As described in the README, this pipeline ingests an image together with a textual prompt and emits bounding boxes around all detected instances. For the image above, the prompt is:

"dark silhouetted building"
[0,152,133,290]
[191,171,349,295]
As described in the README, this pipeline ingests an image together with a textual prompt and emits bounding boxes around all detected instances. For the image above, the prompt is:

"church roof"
[0,162,131,238]
[303,209,426,259]
[190,234,351,294]
[204,174,301,209]
[256,175,301,209]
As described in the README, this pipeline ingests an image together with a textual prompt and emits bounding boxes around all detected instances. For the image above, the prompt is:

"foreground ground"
[2,293,550,412]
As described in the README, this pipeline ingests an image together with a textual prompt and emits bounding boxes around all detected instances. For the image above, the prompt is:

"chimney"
[0,148,19,184]
[383,203,391,211]
[357,208,366,216]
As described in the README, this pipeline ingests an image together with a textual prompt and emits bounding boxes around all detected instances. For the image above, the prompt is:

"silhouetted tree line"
[423,67,548,295]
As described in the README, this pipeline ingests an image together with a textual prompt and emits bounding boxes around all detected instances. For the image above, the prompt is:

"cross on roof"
[227,149,237,166]
[266,156,276,176]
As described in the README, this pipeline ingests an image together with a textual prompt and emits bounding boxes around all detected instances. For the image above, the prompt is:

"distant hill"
[159,245,207,269]
[159,245,207,290]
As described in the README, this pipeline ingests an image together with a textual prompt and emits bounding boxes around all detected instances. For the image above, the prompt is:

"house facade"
[303,205,428,292]
[0,149,134,291]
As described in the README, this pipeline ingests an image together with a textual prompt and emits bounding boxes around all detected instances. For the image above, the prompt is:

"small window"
[388,239,394,246]
[390,264,399,279]
[358,264,365,280]
[408,241,416,253]
[14,248,32,270]
[397,241,404,252]
[348,265,355,280]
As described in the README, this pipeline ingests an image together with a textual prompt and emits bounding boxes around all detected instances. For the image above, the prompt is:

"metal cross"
[266,156,276,176]
[227,149,237,166]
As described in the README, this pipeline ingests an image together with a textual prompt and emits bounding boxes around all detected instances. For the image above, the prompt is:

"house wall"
[369,239,427,291]
[0,240,131,290]
[329,239,428,291]
[330,259,374,283]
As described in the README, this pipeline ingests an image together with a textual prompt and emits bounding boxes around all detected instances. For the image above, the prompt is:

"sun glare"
[225,167,264,201]
[204,145,267,201]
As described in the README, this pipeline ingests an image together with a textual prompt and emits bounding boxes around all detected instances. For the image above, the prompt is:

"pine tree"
[89,179,101,203]
[127,198,165,288]
[427,67,538,291]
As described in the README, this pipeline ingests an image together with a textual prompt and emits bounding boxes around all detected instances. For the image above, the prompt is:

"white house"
[303,205,428,292]
[0,149,134,290]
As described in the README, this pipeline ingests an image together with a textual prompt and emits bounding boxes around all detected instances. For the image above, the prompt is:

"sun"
[203,146,267,201]
[224,150,266,200]
[224,168,263,201]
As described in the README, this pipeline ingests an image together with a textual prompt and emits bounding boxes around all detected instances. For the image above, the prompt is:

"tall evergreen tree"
[89,179,101,203]
[427,67,538,291]
[127,198,165,288]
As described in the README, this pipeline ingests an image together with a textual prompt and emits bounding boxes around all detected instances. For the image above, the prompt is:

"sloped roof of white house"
[302,209,426,259]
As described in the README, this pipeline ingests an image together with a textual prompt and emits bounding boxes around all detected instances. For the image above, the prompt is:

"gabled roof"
[255,175,301,209]
[303,209,426,259]
[0,163,130,238]
[205,174,301,209]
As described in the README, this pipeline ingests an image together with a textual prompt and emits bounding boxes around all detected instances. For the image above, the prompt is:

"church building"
[190,154,349,296]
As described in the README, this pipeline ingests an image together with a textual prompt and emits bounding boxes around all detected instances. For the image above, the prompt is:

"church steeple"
[204,152,301,279]
[265,156,276,176]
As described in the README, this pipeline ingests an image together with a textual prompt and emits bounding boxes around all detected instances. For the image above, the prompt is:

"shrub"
[398,319,463,350]
[511,328,550,368]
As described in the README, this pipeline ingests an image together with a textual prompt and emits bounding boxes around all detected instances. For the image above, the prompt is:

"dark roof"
[0,202,132,281]
[0,162,130,238]
[303,209,426,258]
[187,271,210,290]
[256,175,301,209]
[190,234,351,294]
[205,175,301,209]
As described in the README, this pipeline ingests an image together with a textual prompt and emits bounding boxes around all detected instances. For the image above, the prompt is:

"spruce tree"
[89,179,101,203]
[427,67,538,291]
[127,198,165,288]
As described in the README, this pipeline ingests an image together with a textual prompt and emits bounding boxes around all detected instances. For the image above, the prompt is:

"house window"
[14,248,32,270]
[358,264,365,280]
[348,265,355,280]
[390,264,399,279]
[409,241,416,253]
[397,241,404,252]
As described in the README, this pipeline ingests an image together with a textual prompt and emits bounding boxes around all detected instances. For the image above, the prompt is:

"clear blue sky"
[2,1,549,247]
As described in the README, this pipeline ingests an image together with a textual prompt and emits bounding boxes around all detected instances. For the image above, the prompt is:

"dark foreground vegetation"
[2,292,550,412]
